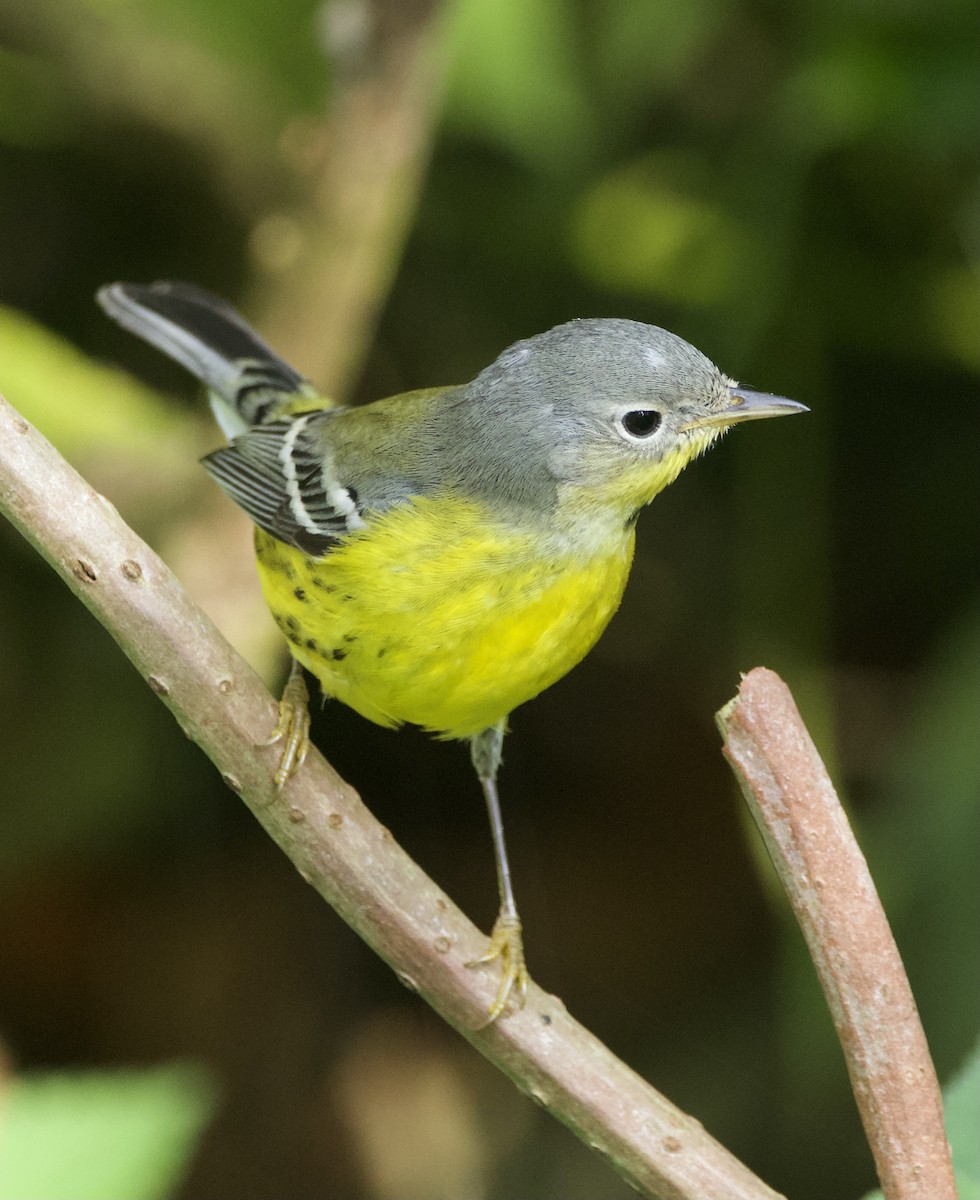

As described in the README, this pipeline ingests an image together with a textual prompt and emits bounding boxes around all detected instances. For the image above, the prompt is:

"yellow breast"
[253,492,635,739]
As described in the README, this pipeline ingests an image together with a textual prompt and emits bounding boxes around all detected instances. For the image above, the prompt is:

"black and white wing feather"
[204,413,365,556]
[99,280,369,554]
[97,281,318,436]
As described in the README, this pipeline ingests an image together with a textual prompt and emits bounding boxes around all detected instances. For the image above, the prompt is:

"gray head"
[440,319,802,514]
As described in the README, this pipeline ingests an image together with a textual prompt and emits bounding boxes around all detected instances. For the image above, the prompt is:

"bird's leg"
[261,658,311,791]
[467,720,529,1022]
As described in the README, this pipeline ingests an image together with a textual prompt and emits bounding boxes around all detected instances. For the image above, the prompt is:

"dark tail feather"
[97,281,310,431]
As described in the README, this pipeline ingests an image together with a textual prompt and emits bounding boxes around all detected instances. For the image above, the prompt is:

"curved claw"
[467,911,529,1025]
[262,661,311,791]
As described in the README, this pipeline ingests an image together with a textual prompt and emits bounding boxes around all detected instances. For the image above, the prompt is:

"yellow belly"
[254,493,634,739]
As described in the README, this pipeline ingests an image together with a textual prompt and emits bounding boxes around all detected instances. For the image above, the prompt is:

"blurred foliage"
[944,1040,980,1200]
[0,0,977,1197]
[0,303,187,459]
[0,1064,216,1200]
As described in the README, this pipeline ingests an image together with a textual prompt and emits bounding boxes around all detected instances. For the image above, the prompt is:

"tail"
[97,281,320,437]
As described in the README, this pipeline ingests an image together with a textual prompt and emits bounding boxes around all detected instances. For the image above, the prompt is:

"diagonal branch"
[0,392,787,1199]
[717,671,957,1200]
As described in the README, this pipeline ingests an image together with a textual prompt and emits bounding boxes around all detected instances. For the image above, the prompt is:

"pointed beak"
[682,388,808,431]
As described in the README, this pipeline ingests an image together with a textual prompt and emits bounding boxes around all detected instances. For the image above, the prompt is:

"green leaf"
[945,1040,980,1199]
[444,0,597,173]
[0,1064,217,1200]
[0,305,188,460]
[569,153,751,305]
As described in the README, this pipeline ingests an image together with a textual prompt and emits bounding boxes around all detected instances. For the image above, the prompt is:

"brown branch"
[252,0,450,397]
[0,393,789,1198]
[716,669,957,1200]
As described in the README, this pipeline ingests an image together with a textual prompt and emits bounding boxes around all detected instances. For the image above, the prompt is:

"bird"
[98,280,806,1022]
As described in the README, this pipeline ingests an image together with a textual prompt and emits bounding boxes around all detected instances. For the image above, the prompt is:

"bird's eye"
[621,410,662,438]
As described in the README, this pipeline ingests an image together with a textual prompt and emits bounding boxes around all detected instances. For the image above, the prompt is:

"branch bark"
[1,393,788,1198]
[717,670,957,1200]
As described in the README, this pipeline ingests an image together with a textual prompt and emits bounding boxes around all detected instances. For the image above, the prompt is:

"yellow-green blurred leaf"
[445,0,596,172]
[570,155,750,304]
[927,266,980,371]
[0,1064,217,1200]
[0,304,192,462]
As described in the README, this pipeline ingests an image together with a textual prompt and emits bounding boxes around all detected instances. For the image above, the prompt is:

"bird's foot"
[262,662,310,791]
[467,910,529,1025]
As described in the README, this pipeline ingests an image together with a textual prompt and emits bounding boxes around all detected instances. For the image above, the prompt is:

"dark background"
[0,0,977,1196]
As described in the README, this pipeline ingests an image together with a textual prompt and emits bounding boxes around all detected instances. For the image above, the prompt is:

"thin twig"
[717,669,957,1200]
[0,393,788,1199]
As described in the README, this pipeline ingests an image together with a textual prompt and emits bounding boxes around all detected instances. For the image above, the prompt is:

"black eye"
[621,410,662,438]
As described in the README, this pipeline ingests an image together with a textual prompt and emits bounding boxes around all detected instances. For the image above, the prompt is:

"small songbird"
[98,281,806,1021]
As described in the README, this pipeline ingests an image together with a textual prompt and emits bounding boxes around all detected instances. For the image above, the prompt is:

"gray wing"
[203,411,365,556]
